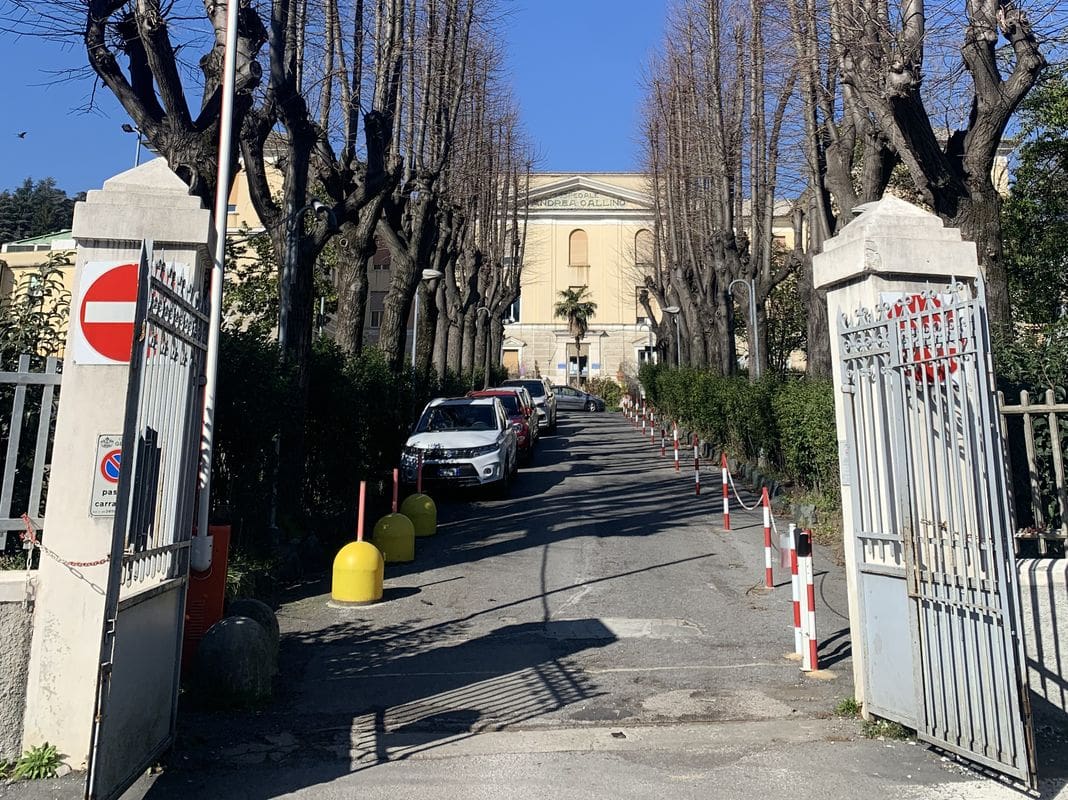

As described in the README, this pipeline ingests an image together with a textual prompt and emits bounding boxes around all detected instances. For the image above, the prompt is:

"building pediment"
[527,175,652,217]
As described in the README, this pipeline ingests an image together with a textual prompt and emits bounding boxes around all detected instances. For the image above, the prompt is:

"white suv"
[402,397,519,494]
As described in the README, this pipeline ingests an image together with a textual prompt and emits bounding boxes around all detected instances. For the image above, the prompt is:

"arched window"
[635,229,655,268]
[569,229,588,267]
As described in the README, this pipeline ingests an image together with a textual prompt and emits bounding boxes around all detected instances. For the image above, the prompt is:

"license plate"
[438,467,460,478]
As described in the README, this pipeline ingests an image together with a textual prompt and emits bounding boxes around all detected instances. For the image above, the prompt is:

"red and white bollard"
[721,453,731,531]
[762,487,773,589]
[799,529,819,671]
[641,403,647,436]
[693,434,701,495]
[392,467,400,513]
[789,523,802,656]
[660,426,666,457]
[673,423,680,472]
[650,411,657,444]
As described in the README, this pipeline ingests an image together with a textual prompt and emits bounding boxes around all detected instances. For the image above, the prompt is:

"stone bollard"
[193,616,274,706]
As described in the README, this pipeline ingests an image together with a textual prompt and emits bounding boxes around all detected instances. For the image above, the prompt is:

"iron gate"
[839,280,1036,786]
[87,244,208,800]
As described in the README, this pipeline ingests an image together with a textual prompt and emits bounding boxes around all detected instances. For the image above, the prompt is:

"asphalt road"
[6,412,1066,799]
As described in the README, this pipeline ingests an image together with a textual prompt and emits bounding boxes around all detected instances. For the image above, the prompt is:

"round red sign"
[78,263,139,363]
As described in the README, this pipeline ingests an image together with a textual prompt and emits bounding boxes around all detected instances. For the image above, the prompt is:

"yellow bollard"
[400,493,437,538]
[372,513,416,562]
[331,541,384,605]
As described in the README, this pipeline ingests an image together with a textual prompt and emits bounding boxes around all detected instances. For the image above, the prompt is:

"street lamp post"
[477,306,492,387]
[663,305,681,366]
[728,278,761,379]
[120,123,143,167]
[411,268,445,367]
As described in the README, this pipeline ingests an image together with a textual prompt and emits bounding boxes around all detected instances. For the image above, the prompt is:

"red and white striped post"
[417,451,424,494]
[641,403,647,436]
[789,523,802,656]
[762,487,773,588]
[660,425,666,457]
[721,453,731,531]
[650,411,657,445]
[799,529,819,671]
[693,434,701,495]
[673,422,680,472]
[392,468,400,513]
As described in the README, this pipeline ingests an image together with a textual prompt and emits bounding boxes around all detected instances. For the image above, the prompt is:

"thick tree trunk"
[461,308,477,377]
[433,282,449,378]
[333,218,375,356]
[943,185,1009,329]
[415,281,437,375]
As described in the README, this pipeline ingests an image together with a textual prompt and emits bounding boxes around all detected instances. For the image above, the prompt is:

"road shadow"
[144,617,616,799]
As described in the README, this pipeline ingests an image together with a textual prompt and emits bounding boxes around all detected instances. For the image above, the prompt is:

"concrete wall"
[1019,559,1068,728]
[0,572,35,760]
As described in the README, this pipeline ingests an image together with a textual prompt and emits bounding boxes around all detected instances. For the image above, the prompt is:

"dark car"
[501,378,557,433]
[552,385,605,412]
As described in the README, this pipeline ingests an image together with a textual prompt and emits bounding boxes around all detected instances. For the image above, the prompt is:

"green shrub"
[587,376,623,408]
[638,366,839,495]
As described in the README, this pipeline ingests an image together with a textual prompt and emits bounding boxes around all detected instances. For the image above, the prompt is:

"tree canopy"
[0,178,81,244]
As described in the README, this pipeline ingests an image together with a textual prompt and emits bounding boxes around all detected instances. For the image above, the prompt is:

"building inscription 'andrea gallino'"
[530,190,629,210]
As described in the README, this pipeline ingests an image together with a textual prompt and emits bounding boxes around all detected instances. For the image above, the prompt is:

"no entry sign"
[72,262,139,365]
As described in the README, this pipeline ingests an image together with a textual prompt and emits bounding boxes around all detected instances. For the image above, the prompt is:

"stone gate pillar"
[812,195,980,712]
[21,160,211,767]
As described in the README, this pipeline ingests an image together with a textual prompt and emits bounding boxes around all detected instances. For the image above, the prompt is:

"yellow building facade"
[504,173,660,383]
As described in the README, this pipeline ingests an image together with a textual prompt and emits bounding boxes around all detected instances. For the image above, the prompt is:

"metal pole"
[674,318,681,366]
[749,279,761,379]
[194,0,240,571]
[411,289,420,366]
[134,134,142,167]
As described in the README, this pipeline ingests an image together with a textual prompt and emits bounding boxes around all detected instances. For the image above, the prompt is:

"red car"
[468,389,536,462]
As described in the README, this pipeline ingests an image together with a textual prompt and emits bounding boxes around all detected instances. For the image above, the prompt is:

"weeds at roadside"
[12,742,63,780]
[861,718,913,741]
[834,697,861,718]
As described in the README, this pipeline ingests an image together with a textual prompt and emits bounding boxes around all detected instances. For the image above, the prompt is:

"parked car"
[501,378,557,433]
[468,389,536,462]
[489,385,539,446]
[552,385,605,412]
[402,397,518,494]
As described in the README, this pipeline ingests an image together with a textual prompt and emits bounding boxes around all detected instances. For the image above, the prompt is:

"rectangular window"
[227,203,238,214]
[635,286,649,325]
[369,291,386,328]
[506,296,521,323]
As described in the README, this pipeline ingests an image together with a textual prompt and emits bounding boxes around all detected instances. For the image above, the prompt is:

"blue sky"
[0,1,665,197]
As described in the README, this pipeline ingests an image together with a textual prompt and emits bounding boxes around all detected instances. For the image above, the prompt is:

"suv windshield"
[417,403,497,433]
[504,379,545,399]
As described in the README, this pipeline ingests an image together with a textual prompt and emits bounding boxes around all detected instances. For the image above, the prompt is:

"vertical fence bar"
[0,355,31,532]
[1020,391,1045,530]
[27,357,60,520]
[1045,389,1068,535]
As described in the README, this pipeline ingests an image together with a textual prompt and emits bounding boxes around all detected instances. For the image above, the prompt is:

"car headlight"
[468,443,500,457]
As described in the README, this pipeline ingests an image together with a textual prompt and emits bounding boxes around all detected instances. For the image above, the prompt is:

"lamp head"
[421,268,445,281]
[121,123,136,134]
[663,305,680,314]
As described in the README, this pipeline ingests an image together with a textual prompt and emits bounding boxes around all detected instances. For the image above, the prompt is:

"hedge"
[638,362,839,497]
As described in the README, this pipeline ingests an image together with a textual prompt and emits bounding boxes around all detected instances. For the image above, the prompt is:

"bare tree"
[642,0,796,376]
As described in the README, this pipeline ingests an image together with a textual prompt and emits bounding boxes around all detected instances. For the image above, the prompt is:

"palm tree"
[554,286,597,385]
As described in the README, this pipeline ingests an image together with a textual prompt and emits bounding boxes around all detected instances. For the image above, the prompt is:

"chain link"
[20,514,110,568]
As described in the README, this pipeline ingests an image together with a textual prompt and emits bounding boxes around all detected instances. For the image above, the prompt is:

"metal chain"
[20,514,110,568]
